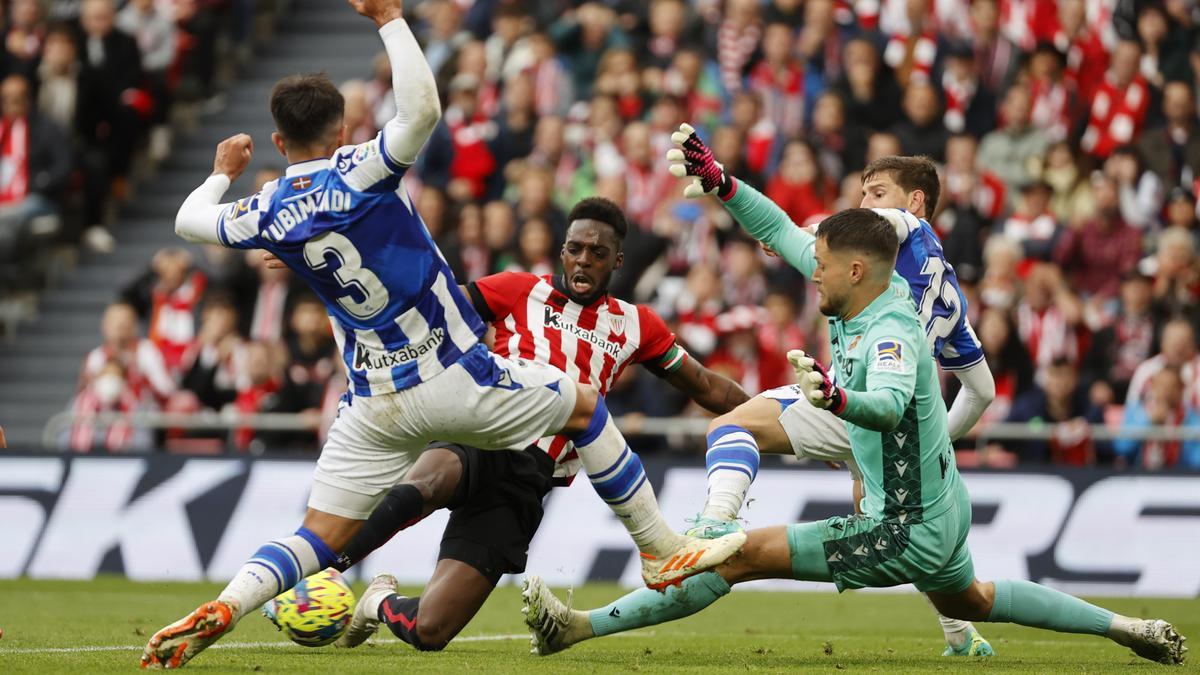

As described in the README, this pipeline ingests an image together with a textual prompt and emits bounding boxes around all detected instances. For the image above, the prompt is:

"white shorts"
[309,345,577,519]
[760,385,861,480]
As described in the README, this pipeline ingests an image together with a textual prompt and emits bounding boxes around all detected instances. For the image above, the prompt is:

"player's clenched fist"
[787,349,847,415]
[665,123,733,199]
[347,0,404,27]
[212,133,253,183]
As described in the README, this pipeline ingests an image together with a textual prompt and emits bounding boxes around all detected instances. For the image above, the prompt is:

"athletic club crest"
[609,314,625,335]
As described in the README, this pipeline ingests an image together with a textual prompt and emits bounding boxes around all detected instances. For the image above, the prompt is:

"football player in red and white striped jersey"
[287,196,750,652]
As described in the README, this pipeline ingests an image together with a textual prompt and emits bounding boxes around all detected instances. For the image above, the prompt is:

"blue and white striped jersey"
[875,209,985,372]
[216,133,486,396]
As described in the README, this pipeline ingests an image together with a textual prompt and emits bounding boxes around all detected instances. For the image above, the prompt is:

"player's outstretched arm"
[350,0,441,169]
[661,349,750,414]
[946,359,996,441]
[175,133,255,245]
[666,123,817,278]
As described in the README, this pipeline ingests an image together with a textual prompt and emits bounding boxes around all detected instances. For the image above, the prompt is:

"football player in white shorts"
[138,3,742,668]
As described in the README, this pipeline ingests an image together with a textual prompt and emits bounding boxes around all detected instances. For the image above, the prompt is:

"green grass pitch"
[0,578,1193,673]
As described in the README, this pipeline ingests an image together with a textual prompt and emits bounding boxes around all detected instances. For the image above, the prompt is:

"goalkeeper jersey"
[722,181,964,524]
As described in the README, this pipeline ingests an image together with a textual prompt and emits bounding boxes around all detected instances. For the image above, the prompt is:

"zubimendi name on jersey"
[264,188,355,241]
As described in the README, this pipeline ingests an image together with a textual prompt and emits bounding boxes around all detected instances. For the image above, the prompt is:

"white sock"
[574,403,685,557]
[217,528,334,620]
[925,595,973,647]
[1106,614,1142,647]
[700,424,759,521]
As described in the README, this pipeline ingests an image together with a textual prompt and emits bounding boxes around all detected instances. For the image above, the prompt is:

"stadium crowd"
[0,0,259,291]
[62,0,1200,469]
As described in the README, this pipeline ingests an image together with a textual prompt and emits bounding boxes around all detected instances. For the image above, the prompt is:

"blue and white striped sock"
[573,398,682,557]
[217,527,336,620]
[700,425,760,522]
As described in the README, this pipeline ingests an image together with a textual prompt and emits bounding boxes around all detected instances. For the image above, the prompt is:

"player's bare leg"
[141,509,357,669]
[341,559,494,650]
[928,580,1187,665]
[334,447,464,571]
[558,384,745,589]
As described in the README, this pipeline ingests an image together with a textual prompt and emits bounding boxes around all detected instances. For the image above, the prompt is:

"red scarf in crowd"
[0,117,29,205]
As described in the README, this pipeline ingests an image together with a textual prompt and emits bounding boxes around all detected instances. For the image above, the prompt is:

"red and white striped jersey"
[468,272,683,481]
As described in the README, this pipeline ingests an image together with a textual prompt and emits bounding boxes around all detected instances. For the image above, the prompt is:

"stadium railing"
[38,411,1200,451]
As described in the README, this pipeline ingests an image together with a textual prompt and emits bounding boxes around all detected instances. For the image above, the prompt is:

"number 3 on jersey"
[917,256,961,351]
[303,231,389,320]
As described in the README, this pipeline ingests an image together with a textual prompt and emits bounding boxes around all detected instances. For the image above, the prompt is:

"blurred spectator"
[36,26,79,134]
[80,301,174,405]
[1000,181,1061,261]
[890,80,949,161]
[1053,173,1142,299]
[1001,357,1107,465]
[746,21,811,139]
[940,45,997,139]
[76,0,144,252]
[1106,145,1163,231]
[716,0,760,93]
[834,37,902,133]
[231,341,284,452]
[116,0,175,160]
[1053,0,1109,104]
[673,262,723,358]
[120,247,207,375]
[339,80,377,145]
[0,73,71,270]
[1149,226,1200,329]
[1041,141,1095,227]
[1026,43,1072,144]
[1163,187,1199,233]
[1113,368,1200,469]
[68,358,152,453]
[705,305,790,395]
[1082,272,1155,406]
[180,295,242,411]
[765,139,834,228]
[1126,317,1200,411]
[1080,40,1150,160]
[977,306,1034,425]
[978,85,1049,199]
[1139,81,1200,191]
[233,254,298,344]
[807,91,864,178]
[549,2,629,99]
[1016,263,1087,375]
[970,0,1019,93]
[1136,3,1190,88]
[6,0,45,80]
[979,235,1023,310]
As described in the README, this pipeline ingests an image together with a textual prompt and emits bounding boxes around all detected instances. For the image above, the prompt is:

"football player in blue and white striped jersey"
[140,1,744,669]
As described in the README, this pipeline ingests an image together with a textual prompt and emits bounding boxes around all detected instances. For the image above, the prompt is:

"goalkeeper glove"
[787,350,847,415]
[666,123,735,199]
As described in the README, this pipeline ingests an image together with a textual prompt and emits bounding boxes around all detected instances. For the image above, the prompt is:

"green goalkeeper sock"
[588,572,731,637]
[987,579,1113,635]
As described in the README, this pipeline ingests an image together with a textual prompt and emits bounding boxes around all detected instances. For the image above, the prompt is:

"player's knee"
[563,384,600,433]
[414,617,454,651]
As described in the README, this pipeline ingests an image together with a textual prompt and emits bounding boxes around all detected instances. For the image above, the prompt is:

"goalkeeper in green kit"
[521,124,1188,665]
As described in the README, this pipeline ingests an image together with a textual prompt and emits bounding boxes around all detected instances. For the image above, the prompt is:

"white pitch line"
[0,634,531,656]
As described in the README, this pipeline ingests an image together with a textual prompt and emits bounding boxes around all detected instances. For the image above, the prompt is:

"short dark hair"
[862,155,941,217]
[567,197,628,240]
[817,208,899,269]
[270,73,344,147]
